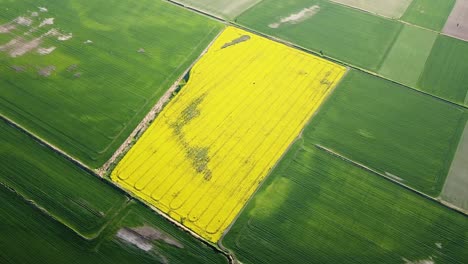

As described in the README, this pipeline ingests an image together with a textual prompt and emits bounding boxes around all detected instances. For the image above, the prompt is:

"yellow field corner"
[111,26,346,242]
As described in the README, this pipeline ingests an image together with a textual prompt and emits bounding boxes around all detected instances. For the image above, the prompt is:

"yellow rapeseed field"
[112,26,346,242]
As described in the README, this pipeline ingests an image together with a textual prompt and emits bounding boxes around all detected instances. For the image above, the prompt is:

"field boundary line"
[217,69,350,260]
[314,144,468,216]
[97,27,225,177]
[0,115,95,174]
[162,0,468,109]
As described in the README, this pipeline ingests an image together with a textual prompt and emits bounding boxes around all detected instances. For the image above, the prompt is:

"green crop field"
[0,186,228,263]
[172,0,261,19]
[402,0,455,31]
[223,139,468,264]
[304,70,467,196]
[378,24,437,87]
[0,0,222,168]
[418,35,468,105]
[236,0,402,71]
[0,118,127,237]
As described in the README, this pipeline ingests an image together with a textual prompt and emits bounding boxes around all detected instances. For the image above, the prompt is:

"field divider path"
[0,115,95,175]
[314,144,468,216]
[162,0,468,109]
[97,29,224,178]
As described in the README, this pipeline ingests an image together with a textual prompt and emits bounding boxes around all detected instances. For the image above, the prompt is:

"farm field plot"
[402,0,455,31]
[0,0,222,168]
[441,121,468,211]
[305,70,467,197]
[222,143,468,264]
[112,26,346,242]
[443,0,468,41]
[418,35,468,105]
[0,118,126,237]
[0,187,228,264]
[172,0,262,19]
[329,0,412,19]
[236,0,402,71]
[378,24,437,87]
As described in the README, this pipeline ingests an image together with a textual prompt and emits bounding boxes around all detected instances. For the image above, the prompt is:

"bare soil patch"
[0,23,16,33]
[269,5,320,28]
[443,0,468,41]
[37,46,56,55]
[221,35,250,49]
[38,65,56,77]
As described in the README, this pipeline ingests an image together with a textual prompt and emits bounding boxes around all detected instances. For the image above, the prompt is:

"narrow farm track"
[315,144,468,216]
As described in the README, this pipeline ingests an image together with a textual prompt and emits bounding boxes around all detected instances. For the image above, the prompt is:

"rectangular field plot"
[402,0,456,31]
[330,0,412,19]
[236,0,402,71]
[306,70,467,196]
[112,26,346,242]
[442,121,468,211]
[172,0,262,19]
[443,0,468,41]
[379,24,437,87]
[0,0,221,168]
[418,35,468,105]
[223,144,468,264]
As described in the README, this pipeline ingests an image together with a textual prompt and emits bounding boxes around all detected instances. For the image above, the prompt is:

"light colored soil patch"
[38,65,56,77]
[132,225,183,248]
[441,121,468,211]
[0,23,16,33]
[269,5,320,28]
[117,228,153,251]
[379,24,437,87]
[331,0,413,19]
[39,18,54,28]
[37,46,56,55]
[15,16,33,26]
[0,37,43,57]
[443,0,468,41]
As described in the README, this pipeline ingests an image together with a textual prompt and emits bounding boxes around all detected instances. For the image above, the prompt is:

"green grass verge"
[0,186,228,263]
[306,70,467,196]
[378,24,437,87]
[223,139,468,264]
[172,0,262,19]
[236,0,402,71]
[402,0,455,31]
[417,35,468,105]
[0,118,126,237]
[0,0,222,168]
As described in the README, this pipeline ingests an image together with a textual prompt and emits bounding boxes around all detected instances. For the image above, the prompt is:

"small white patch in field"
[30,11,39,17]
[403,257,435,264]
[39,18,54,28]
[38,7,48,13]
[0,23,16,33]
[37,46,56,55]
[385,172,404,182]
[435,242,442,249]
[269,5,320,28]
[58,33,72,41]
[15,16,33,26]
[117,229,153,252]
[84,40,93,44]
[43,28,59,37]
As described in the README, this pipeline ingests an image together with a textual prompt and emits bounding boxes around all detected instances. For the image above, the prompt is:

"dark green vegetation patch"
[224,129,468,264]
[0,0,222,168]
[402,0,455,31]
[307,70,467,196]
[0,119,228,263]
[236,0,402,71]
[417,35,468,105]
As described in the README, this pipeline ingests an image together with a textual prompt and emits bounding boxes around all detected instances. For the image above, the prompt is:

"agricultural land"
[112,26,346,242]
[0,0,222,167]
[1,0,468,263]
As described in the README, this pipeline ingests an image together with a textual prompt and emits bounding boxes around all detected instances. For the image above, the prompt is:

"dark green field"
[0,118,126,237]
[0,187,228,263]
[306,70,467,196]
[417,35,468,105]
[0,119,228,263]
[223,132,468,264]
[402,0,455,31]
[0,0,222,168]
[236,0,402,71]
